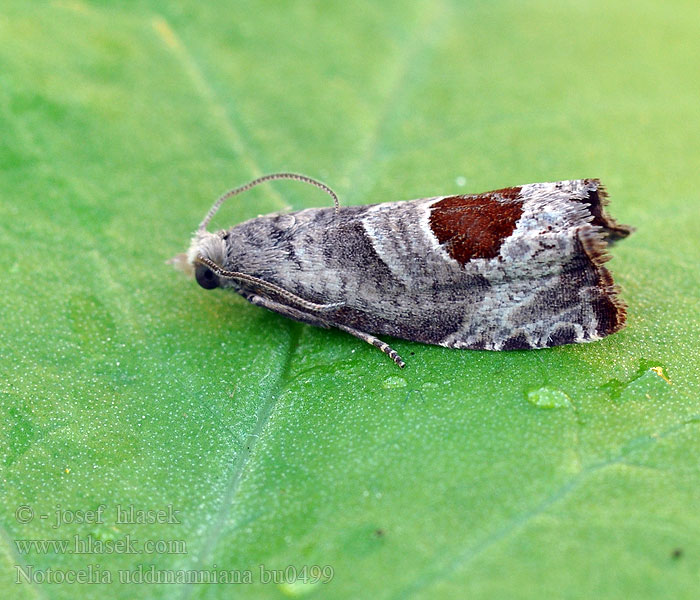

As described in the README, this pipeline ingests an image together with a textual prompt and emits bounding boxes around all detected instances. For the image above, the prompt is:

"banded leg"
[247,295,406,368]
[335,324,406,368]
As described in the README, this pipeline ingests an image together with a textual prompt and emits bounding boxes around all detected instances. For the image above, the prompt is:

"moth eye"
[195,264,219,290]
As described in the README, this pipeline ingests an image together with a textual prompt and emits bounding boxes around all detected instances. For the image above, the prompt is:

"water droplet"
[383,376,407,389]
[527,387,572,409]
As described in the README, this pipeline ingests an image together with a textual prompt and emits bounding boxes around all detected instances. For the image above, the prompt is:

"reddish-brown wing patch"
[429,187,524,264]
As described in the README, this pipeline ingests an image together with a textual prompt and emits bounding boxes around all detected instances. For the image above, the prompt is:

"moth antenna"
[198,172,340,231]
[195,255,342,313]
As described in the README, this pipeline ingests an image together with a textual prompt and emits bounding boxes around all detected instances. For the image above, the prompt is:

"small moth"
[176,173,633,368]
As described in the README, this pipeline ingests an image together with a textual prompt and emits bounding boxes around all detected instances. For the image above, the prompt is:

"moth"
[175,173,633,368]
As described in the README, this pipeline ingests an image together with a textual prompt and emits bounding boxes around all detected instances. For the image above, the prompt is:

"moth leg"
[246,294,330,328]
[247,295,405,368]
[335,324,406,369]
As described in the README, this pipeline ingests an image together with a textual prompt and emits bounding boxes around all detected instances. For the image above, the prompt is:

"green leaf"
[1,1,699,599]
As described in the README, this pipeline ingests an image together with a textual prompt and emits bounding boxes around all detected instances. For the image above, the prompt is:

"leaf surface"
[1,1,699,598]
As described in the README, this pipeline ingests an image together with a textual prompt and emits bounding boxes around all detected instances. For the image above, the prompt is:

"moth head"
[186,230,227,290]
[173,173,340,291]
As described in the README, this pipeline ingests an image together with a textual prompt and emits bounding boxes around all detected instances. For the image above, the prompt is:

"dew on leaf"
[527,387,572,409]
